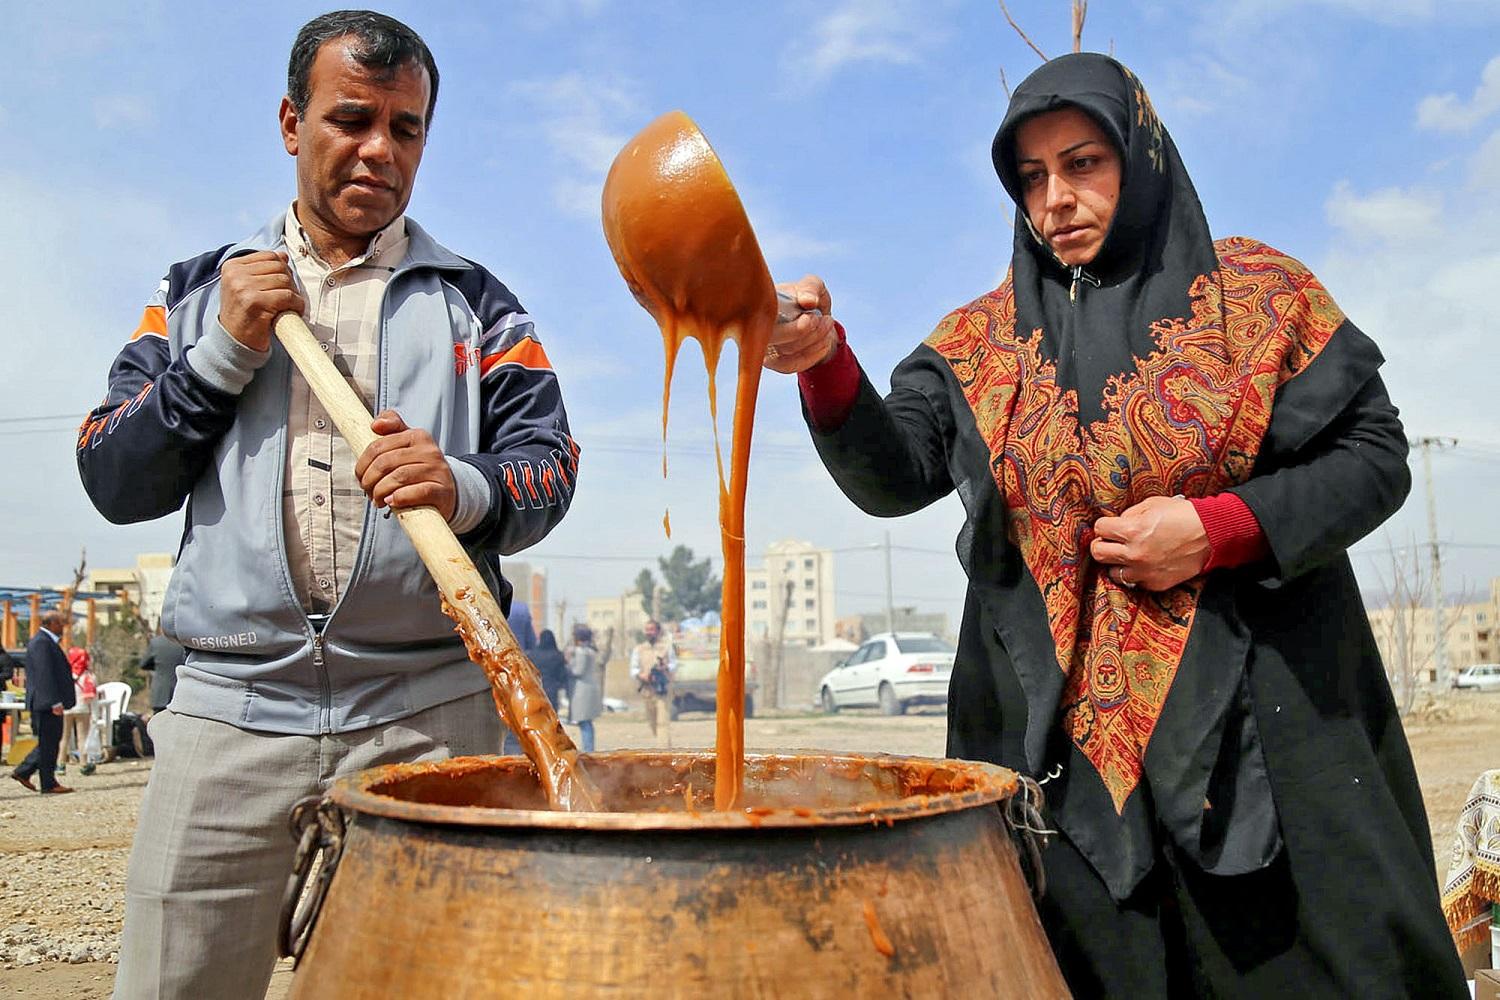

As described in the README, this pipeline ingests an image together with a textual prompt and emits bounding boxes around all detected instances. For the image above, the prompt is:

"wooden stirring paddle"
[272,312,600,812]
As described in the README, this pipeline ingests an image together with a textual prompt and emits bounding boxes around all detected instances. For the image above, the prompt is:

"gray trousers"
[113,692,501,1000]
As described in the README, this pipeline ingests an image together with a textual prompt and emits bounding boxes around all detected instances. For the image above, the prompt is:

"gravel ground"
[0,695,1493,997]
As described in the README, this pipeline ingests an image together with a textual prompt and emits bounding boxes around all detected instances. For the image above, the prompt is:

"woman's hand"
[765,274,838,374]
[1090,496,1210,592]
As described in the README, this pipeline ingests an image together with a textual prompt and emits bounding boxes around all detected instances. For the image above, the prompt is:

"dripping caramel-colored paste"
[601,111,777,811]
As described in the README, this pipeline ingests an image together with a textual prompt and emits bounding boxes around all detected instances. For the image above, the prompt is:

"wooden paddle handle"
[270,312,513,650]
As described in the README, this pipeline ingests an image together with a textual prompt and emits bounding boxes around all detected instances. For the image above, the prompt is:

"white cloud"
[1417,54,1500,133]
[92,94,155,130]
[1324,180,1440,243]
[510,73,637,217]
[787,0,945,83]
[1468,128,1500,191]
[1156,55,1252,119]
[755,225,846,267]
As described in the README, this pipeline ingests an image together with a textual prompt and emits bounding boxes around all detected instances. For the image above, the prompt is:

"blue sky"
[4,1,1500,630]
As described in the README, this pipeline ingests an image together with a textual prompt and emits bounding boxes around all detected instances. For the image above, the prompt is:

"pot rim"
[329,750,1019,832]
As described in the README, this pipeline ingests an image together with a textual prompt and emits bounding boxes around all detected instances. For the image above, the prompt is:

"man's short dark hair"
[287,10,439,127]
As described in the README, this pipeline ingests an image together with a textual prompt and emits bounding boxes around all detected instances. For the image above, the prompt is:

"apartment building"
[1367,575,1500,685]
[745,539,836,646]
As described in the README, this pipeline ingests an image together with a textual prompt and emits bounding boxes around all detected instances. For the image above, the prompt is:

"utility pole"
[1413,436,1455,686]
[772,579,795,709]
[883,531,895,634]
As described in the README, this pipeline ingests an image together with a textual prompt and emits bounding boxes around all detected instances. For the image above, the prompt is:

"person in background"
[138,628,186,714]
[530,630,568,718]
[9,611,75,795]
[628,619,675,748]
[58,647,97,776]
[565,624,612,753]
[506,600,537,652]
[767,52,1463,998]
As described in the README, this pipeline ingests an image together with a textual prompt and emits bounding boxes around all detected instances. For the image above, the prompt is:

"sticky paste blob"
[601,111,777,811]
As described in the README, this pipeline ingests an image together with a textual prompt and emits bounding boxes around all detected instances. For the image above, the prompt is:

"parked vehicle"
[1452,663,1500,692]
[669,654,758,720]
[816,632,955,716]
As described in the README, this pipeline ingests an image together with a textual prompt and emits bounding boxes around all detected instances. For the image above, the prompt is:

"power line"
[0,413,83,424]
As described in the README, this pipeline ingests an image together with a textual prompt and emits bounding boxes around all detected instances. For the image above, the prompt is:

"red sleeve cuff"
[1191,493,1270,572]
[796,322,860,433]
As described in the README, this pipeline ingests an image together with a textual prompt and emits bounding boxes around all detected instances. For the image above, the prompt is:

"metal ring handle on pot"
[278,794,348,962]
[1000,774,1055,900]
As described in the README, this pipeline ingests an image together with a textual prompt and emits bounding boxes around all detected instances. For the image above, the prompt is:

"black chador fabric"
[803,52,1466,997]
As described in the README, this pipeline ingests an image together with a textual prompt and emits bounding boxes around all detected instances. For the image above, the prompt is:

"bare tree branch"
[999,65,1011,98]
[998,0,1048,62]
[68,547,87,596]
[1072,0,1088,53]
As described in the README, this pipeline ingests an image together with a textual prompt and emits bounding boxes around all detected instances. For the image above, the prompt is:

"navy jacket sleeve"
[25,637,75,711]
[77,253,240,524]
[449,263,579,555]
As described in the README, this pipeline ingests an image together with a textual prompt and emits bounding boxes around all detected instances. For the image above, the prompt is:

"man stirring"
[77,11,579,997]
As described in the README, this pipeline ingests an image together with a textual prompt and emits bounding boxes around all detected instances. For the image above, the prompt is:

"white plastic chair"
[93,681,132,756]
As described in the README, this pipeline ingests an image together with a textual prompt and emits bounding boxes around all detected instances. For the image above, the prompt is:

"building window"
[752,600,767,610]
[804,598,815,609]
[784,561,793,571]
[803,558,815,569]
[803,578,815,589]
[751,580,767,590]
[805,619,817,630]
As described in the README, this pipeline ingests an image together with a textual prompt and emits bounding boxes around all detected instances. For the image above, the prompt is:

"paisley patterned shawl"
[927,237,1345,812]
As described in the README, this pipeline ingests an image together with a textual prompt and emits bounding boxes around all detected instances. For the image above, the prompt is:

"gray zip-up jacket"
[77,213,579,734]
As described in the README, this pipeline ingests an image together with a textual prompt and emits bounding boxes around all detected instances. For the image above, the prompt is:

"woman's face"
[1014,107,1122,267]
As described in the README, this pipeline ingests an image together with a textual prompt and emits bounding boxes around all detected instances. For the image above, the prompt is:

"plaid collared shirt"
[282,205,409,613]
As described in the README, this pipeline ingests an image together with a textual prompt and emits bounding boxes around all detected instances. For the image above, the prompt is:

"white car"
[817,632,955,715]
[1453,664,1500,692]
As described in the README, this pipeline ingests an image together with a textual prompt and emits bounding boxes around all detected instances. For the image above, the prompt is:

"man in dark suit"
[10,610,76,794]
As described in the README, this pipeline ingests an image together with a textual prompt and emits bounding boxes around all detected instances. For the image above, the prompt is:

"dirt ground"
[0,694,1494,998]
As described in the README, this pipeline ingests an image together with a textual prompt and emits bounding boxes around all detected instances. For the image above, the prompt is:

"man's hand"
[355,410,457,521]
[1090,496,1210,592]
[51,704,64,717]
[217,251,306,352]
[765,274,838,374]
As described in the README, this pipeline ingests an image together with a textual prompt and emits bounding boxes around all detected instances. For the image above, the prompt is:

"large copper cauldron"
[284,751,1069,998]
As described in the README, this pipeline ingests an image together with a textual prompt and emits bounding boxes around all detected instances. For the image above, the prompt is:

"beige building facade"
[1367,576,1500,686]
[585,589,652,643]
[87,552,175,627]
[745,540,836,646]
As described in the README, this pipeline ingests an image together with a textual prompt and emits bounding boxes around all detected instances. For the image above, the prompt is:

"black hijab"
[992,52,1216,427]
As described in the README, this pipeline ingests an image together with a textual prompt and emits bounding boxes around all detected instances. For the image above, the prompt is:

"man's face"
[645,622,660,642]
[279,38,430,243]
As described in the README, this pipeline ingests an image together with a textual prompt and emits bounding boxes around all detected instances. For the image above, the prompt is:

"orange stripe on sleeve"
[131,305,167,341]
[479,336,552,377]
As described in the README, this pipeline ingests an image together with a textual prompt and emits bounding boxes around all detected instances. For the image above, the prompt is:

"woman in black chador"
[766,53,1465,997]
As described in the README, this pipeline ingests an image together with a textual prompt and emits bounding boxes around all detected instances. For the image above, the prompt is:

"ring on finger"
[1115,567,1137,589]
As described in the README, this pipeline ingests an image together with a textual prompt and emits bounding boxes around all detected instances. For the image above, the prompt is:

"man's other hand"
[217,251,306,352]
[355,410,457,521]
